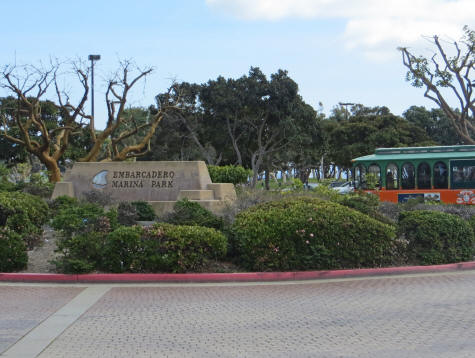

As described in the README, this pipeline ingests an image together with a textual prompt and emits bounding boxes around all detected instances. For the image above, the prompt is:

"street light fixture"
[338,102,356,121]
[88,54,101,119]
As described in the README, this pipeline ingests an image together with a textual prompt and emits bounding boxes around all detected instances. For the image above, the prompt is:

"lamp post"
[88,54,101,119]
[338,102,355,121]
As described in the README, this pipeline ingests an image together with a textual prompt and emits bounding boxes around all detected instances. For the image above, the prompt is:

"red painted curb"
[1,261,475,283]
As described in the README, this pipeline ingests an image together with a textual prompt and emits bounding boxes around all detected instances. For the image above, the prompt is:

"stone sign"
[52,161,236,215]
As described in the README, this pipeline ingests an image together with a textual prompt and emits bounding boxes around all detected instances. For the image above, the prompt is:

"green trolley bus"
[352,145,475,204]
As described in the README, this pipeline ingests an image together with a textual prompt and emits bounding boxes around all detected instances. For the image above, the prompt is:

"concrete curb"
[2,261,475,283]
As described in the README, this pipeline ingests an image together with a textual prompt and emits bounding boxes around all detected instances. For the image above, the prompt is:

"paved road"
[1,271,474,357]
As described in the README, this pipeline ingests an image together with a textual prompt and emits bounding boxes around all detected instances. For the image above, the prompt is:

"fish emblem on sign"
[92,170,108,189]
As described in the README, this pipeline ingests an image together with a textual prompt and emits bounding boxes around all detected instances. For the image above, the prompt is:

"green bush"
[0,191,49,229]
[54,231,107,273]
[22,173,54,198]
[101,226,144,273]
[207,165,250,185]
[0,228,28,272]
[117,202,138,226]
[141,223,227,273]
[132,201,156,221]
[55,222,228,274]
[398,210,475,265]
[337,192,379,215]
[0,191,49,249]
[82,189,114,206]
[232,197,396,271]
[163,199,224,230]
[51,202,105,239]
[337,192,393,225]
[49,196,79,216]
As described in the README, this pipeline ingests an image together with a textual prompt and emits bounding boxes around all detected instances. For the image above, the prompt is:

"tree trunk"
[41,155,61,183]
[265,169,270,190]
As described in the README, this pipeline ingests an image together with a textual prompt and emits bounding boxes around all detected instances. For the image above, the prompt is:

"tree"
[0,62,90,182]
[399,26,474,144]
[148,67,323,188]
[0,60,181,182]
[325,108,433,170]
[403,106,461,145]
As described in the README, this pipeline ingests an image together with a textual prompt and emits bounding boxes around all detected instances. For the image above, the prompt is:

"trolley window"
[451,160,475,189]
[401,162,415,189]
[433,161,448,189]
[368,164,381,189]
[386,163,398,190]
[354,165,367,189]
[417,162,431,189]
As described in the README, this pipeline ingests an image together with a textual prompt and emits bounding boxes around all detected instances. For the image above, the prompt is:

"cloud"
[206,0,475,60]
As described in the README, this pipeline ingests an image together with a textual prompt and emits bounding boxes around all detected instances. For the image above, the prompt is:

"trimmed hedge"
[54,223,227,274]
[398,210,475,265]
[232,197,396,271]
[0,228,28,272]
[207,165,250,185]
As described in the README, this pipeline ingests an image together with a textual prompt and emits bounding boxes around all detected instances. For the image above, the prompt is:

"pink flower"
[309,233,314,238]
[305,240,309,244]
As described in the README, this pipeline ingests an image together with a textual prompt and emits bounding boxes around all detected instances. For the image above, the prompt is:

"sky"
[1,0,474,129]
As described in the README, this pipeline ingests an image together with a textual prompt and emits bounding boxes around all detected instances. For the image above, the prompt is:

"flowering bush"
[232,197,396,271]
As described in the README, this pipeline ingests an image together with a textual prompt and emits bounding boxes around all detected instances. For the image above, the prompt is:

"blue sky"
[1,0,473,128]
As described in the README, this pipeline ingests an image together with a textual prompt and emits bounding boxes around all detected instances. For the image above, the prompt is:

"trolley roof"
[352,145,475,163]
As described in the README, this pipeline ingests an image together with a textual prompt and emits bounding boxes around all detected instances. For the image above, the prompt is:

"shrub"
[398,210,475,265]
[141,223,227,273]
[54,231,107,273]
[49,196,79,216]
[0,228,28,272]
[0,191,49,229]
[232,197,396,271]
[117,202,137,226]
[337,192,379,216]
[101,226,145,273]
[337,192,393,225]
[207,165,250,185]
[163,199,224,230]
[51,202,105,239]
[132,201,156,221]
[55,223,228,274]
[0,191,49,249]
[82,189,114,206]
[22,173,54,198]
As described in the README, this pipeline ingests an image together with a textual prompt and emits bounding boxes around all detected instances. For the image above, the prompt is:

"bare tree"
[79,60,182,162]
[399,26,474,144]
[1,60,183,182]
[1,61,90,182]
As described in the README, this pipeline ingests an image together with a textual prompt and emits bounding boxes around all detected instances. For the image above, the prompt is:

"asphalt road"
[1,271,474,358]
